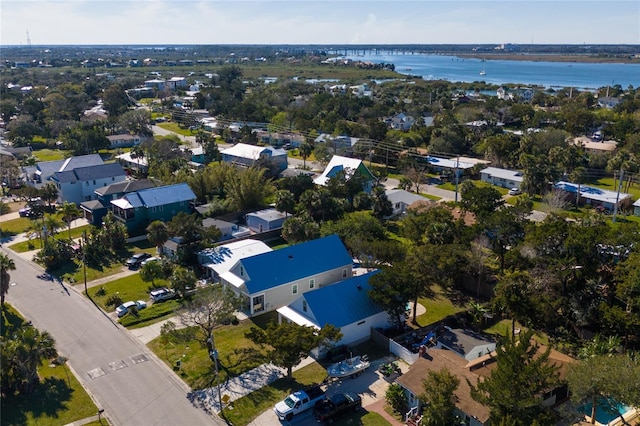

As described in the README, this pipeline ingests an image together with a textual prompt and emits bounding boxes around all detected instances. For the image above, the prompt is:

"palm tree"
[146,220,169,254]
[10,327,57,394]
[0,253,16,306]
[43,215,63,241]
[299,142,313,169]
[58,202,81,239]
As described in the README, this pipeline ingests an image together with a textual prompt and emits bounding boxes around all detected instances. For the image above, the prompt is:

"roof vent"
[356,285,362,291]
[288,254,293,260]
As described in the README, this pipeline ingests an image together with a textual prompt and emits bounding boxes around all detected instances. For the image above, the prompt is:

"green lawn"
[31,148,69,162]
[88,273,170,313]
[8,225,92,253]
[157,122,197,137]
[0,217,32,237]
[413,286,466,327]
[483,319,550,346]
[148,318,271,389]
[1,305,100,426]
[50,240,157,284]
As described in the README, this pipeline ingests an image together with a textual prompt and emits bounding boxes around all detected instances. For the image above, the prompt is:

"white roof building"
[198,239,272,281]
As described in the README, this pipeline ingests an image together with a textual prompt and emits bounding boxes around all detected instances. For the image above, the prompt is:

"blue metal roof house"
[110,183,196,235]
[277,270,391,356]
[219,234,353,317]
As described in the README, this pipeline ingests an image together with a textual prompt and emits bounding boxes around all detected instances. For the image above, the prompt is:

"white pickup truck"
[273,385,325,421]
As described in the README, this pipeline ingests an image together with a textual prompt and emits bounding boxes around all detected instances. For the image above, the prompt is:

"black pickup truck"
[313,392,362,423]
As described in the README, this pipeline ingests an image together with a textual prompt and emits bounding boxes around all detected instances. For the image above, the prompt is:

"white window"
[292,284,298,295]
[309,279,315,289]
[239,266,244,276]
[342,269,347,278]
[302,300,307,312]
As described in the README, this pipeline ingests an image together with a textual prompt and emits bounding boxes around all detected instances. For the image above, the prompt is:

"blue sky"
[1,1,638,46]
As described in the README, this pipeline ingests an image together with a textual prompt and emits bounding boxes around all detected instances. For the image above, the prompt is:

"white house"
[219,235,353,317]
[22,154,104,189]
[277,270,391,357]
[384,189,431,218]
[634,198,640,217]
[480,167,524,190]
[52,162,127,205]
[555,181,633,213]
[314,155,377,193]
[198,239,272,281]
[106,134,141,148]
[245,208,288,233]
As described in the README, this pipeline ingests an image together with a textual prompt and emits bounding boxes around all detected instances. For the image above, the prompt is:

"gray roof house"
[80,179,156,226]
[384,189,431,218]
[23,154,104,188]
[435,328,496,361]
[106,134,142,148]
[52,162,127,205]
[245,208,288,233]
[480,167,524,190]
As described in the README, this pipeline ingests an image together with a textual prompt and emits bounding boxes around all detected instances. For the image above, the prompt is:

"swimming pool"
[580,399,632,425]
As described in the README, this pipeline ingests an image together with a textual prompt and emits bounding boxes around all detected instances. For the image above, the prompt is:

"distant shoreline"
[456,53,640,64]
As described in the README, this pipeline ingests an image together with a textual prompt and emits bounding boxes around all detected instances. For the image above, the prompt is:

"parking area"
[248,356,407,426]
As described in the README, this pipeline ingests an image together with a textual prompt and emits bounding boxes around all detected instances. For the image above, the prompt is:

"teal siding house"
[110,183,196,235]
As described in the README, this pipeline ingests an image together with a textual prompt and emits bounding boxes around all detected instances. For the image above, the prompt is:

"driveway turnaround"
[2,247,222,426]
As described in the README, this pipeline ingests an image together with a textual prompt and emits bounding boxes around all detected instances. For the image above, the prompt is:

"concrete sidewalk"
[191,356,317,414]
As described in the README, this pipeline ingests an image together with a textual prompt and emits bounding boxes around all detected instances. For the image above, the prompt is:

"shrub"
[95,286,107,297]
[385,383,407,414]
[105,294,123,308]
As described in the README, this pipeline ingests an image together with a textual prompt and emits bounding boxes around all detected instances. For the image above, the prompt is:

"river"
[341,51,640,89]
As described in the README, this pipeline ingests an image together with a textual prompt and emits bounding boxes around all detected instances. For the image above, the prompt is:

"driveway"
[248,356,407,426]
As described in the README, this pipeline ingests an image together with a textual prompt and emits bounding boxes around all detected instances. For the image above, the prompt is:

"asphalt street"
[2,247,223,426]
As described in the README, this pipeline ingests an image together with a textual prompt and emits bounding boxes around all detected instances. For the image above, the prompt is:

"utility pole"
[81,230,87,295]
[454,156,460,203]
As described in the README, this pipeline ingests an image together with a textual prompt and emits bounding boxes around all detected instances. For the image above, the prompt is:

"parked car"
[116,300,147,317]
[150,287,175,302]
[313,392,362,423]
[126,253,152,269]
[141,256,159,266]
[508,187,522,196]
[18,207,33,217]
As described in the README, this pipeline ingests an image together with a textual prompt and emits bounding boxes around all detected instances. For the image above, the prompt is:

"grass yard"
[157,122,197,137]
[88,273,170,313]
[1,305,101,426]
[0,216,32,238]
[31,148,69,162]
[221,362,328,426]
[8,224,91,253]
[51,239,157,284]
[483,319,550,346]
[413,286,466,327]
[149,318,271,389]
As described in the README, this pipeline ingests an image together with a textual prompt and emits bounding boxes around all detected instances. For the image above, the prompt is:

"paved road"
[2,247,222,426]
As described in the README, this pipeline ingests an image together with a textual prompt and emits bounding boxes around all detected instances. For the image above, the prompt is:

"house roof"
[385,189,429,206]
[34,154,104,181]
[296,271,383,328]
[54,162,125,183]
[94,179,155,197]
[438,328,496,358]
[634,198,640,207]
[396,349,491,424]
[246,208,288,222]
[80,199,105,211]
[106,134,138,141]
[115,183,196,209]
[555,181,632,203]
[221,143,287,160]
[314,155,375,186]
[234,234,352,294]
[425,156,475,170]
[480,167,524,183]
[116,152,149,167]
[200,239,272,276]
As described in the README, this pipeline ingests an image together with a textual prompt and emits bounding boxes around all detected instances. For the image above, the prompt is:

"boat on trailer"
[327,354,370,379]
